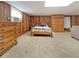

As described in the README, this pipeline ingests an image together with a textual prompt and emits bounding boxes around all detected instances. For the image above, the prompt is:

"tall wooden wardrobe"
[52,16,64,32]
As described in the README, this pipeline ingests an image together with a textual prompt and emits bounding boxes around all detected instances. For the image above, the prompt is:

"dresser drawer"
[0,31,16,39]
[0,26,16,33]
[0,40,16,56]
[0,34,16,47]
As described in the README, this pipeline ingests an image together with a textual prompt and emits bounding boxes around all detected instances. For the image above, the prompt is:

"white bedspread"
[32,26,52,33]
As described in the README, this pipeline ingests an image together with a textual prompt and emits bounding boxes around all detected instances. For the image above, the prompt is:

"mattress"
[32,26,52,33]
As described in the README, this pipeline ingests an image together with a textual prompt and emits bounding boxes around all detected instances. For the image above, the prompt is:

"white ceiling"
[5,1,79,16]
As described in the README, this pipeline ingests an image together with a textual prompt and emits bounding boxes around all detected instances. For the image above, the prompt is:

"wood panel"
[0,2,10,22]
[0,2,30,37]
[40,16,49,24]
[0,2,3,22]
[22,13,26,33]
[26,15,30,31]
[21,12,30,34]
[40,16,45,24]
[34,16,40,25]
[31,16,40,26]
[71,16,79,26]
[52,16,64,32]
[76,16,79,25]
[71,16,77,26]
[4,3,11,22]
[30,16,52,27]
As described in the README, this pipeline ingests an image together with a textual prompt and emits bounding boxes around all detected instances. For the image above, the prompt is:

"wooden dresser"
[0,26,17,56]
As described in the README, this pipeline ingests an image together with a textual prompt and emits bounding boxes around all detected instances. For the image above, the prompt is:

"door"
[52,16,64,32]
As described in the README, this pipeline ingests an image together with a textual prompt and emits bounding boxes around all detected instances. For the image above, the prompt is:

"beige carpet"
[1,31,79,58]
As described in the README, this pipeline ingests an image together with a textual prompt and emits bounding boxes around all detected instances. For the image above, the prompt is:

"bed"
[31,24,53,37]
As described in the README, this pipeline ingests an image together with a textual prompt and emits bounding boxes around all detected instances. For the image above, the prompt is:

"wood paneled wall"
[71,16,79,27]
[20,12,30,34]
[30,16,64,32]
[0,1,30,37]
[0,2,11,22]
[10,12,30,37]
[30,16,52,27]
[76,16,79,25]
[1,1,79,33]
[71,16,77,26]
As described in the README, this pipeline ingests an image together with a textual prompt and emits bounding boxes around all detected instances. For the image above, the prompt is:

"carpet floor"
[1,31,79,58]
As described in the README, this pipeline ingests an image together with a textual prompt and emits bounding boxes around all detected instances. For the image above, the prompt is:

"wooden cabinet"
[0,2,10,22]
[0,26,17,56]
[52,16,64,32]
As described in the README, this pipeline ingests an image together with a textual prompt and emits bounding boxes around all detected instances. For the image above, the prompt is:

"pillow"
[32,24,36,27]
[39,24,48,27]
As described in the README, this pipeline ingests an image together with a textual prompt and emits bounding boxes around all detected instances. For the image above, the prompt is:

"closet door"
[52,17,58,31]
[52,16,64,32]
[58,16,64,31]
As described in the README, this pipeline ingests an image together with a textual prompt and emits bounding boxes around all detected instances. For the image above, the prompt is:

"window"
[11,7,22,22]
